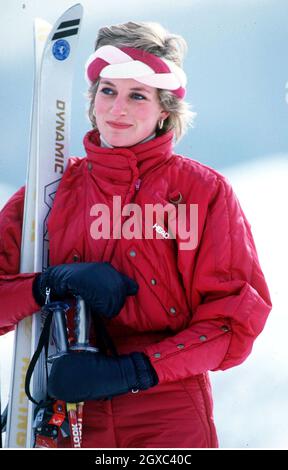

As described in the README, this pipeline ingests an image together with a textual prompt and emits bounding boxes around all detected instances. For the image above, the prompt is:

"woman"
[0,21,271,448]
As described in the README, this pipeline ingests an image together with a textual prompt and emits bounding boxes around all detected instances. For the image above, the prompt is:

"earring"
[158,118,164,130]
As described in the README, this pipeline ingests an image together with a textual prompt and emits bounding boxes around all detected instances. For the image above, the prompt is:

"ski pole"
[70,296,99,353]
[67,296,98,447]
[47,301,70,362]
[66,403,81,448]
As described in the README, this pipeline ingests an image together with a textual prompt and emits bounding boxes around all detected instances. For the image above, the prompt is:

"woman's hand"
[33,262,138,318]
[47,351,158,403]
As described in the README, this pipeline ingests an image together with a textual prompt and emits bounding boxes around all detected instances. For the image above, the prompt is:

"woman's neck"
[100,132,156,149]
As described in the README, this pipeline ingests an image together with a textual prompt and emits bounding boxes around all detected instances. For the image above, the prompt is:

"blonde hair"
[87,21,197,142]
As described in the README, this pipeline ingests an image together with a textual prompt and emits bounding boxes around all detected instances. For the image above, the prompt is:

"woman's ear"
[160,111,170,121]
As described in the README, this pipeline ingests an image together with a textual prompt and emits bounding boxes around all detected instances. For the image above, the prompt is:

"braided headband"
[85,45,187,99]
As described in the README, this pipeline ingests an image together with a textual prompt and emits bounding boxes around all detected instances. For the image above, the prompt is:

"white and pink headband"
[85,45,187,99]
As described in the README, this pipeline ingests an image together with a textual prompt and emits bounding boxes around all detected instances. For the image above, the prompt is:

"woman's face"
[93,78,169,147]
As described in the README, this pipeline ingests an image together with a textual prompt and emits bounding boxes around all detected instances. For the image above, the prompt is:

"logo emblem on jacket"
[153,223,170,239]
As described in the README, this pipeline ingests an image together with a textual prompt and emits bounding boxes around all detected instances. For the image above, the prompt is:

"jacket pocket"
[126,241,191,330]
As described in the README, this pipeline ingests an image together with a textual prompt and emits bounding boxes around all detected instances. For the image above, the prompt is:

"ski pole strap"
[25,310,53,405]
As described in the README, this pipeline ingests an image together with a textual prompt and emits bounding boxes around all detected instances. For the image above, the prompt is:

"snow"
[1,155,287,448]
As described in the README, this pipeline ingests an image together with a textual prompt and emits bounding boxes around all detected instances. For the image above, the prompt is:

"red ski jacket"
[0,129,271,385]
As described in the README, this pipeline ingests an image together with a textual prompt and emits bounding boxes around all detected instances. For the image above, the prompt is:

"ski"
[5,18,51,448]
[5,4,83,448]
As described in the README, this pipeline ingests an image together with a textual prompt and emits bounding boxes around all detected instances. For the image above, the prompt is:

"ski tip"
[59,3,84,18]
[46,3,84,46]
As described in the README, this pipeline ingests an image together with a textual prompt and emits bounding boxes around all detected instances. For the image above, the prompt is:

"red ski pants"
[60,373,218,448]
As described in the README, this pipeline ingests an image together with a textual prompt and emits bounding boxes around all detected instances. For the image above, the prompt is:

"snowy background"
[1,0,288,448]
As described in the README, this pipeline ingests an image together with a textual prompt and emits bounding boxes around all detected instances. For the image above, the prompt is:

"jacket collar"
[83,129,175,185]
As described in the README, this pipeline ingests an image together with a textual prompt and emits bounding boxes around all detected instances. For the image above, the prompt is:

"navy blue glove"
[32,262,138,318]
[47,351,158,402]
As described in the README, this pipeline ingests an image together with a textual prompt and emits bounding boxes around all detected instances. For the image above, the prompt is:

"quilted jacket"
[0,129,272,386]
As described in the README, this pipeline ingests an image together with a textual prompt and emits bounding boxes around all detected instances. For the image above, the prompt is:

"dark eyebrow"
[100,79,152,94]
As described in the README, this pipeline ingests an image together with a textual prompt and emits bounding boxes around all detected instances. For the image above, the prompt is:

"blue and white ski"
[5,4,83,448]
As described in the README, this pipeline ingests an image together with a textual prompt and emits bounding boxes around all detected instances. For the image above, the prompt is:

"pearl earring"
[158,119,164,130]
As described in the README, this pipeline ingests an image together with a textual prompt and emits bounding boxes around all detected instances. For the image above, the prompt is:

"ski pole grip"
[70,296,99,353]
[53,303,69,354]
[74,296,90,345]
[47,301,70,361]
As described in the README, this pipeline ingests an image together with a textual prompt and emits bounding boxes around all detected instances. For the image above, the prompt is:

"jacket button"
[129,250,136,257]
[221,325,230,332]
[169,191,183,205]
[151,279,157,285]
[169,307,176,315]
[87,162,93,171]
[177,344,185,349]
[199,335,207,342]
[153,353,161,358]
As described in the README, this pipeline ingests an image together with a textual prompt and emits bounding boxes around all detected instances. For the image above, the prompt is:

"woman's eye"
[100,87,114,95]
[131,93,146,100]
[99,88,146,100]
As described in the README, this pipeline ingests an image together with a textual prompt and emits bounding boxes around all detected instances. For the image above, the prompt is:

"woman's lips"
[106,121,133,129]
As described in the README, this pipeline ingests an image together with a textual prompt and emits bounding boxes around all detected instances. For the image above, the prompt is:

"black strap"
[25,311,53,405]
[1,404,7,434]
[25,305,119,408]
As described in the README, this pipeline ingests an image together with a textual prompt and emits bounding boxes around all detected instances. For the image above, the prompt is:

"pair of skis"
[5,4,83,448]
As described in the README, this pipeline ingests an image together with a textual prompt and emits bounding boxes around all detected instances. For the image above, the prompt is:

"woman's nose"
[110,96,127,115]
